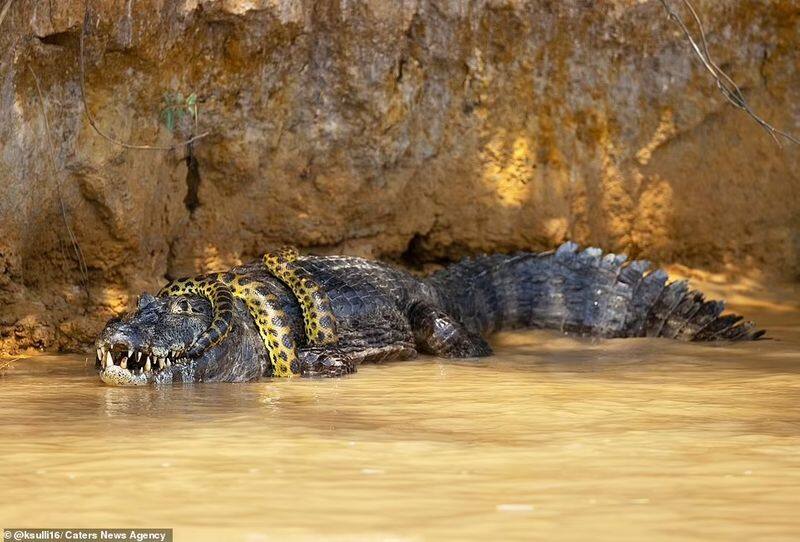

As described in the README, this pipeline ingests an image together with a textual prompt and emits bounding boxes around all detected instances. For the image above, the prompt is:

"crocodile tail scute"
[427,242,765,341]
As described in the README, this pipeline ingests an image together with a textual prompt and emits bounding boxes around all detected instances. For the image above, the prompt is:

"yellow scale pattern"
[229,275,297,377]
[262,246,339,346]
[159,272,298,377]
[158,273,235,356]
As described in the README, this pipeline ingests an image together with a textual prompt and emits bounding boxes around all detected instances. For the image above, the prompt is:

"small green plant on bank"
[160,92,199,132]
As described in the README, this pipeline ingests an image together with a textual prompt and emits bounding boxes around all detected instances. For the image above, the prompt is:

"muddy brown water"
[2,282,799,541]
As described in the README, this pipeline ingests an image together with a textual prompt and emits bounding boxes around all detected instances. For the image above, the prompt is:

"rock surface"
[0,0,798,353]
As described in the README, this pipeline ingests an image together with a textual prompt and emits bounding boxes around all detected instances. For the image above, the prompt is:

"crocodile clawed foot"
[298,348,357,378]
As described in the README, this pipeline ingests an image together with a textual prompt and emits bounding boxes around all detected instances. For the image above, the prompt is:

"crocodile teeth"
[136,352,143,364]
[120,357,128,369]
[96,348,102,361]
[127,349,133,360]
[145,358,152,372]
[166,359,172,368]
[103,351,113,368]
[159,358,166,370]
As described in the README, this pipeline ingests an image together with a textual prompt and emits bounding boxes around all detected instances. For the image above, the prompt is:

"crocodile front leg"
[263,246,338,345]
[297,343,417,378]
[297,347,357,378]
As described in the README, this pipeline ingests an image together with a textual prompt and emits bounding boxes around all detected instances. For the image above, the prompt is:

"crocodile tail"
[426,242,765,341]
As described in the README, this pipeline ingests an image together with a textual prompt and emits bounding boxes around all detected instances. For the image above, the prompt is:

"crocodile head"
[94,293,269,385]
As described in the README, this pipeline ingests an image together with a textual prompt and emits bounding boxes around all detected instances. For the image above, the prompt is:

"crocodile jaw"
[94,345,188,387]
[100,364,149,386]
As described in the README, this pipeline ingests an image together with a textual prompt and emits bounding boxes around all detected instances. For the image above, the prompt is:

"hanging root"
[28,64,91,301]
[658,0,799,147]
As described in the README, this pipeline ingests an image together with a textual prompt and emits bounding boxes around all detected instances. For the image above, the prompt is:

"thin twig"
[28,64,91,299]
[659,0,800,146]
[79,5,210,150]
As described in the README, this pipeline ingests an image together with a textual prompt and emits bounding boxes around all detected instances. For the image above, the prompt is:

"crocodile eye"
[173,299,192,314]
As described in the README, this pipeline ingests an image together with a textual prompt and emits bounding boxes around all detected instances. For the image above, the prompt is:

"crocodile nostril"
[138,292,157,310]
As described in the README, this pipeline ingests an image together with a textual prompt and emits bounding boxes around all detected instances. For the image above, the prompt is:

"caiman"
[94,242,764,386]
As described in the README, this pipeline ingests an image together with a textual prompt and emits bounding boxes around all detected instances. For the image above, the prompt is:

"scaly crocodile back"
[427,242,765,341]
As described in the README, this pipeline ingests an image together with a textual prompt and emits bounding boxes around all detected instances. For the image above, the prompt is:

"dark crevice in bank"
[184,144,201,214]
[399,233,452,270]
[399,233,428,270]
[35,30,77,48]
